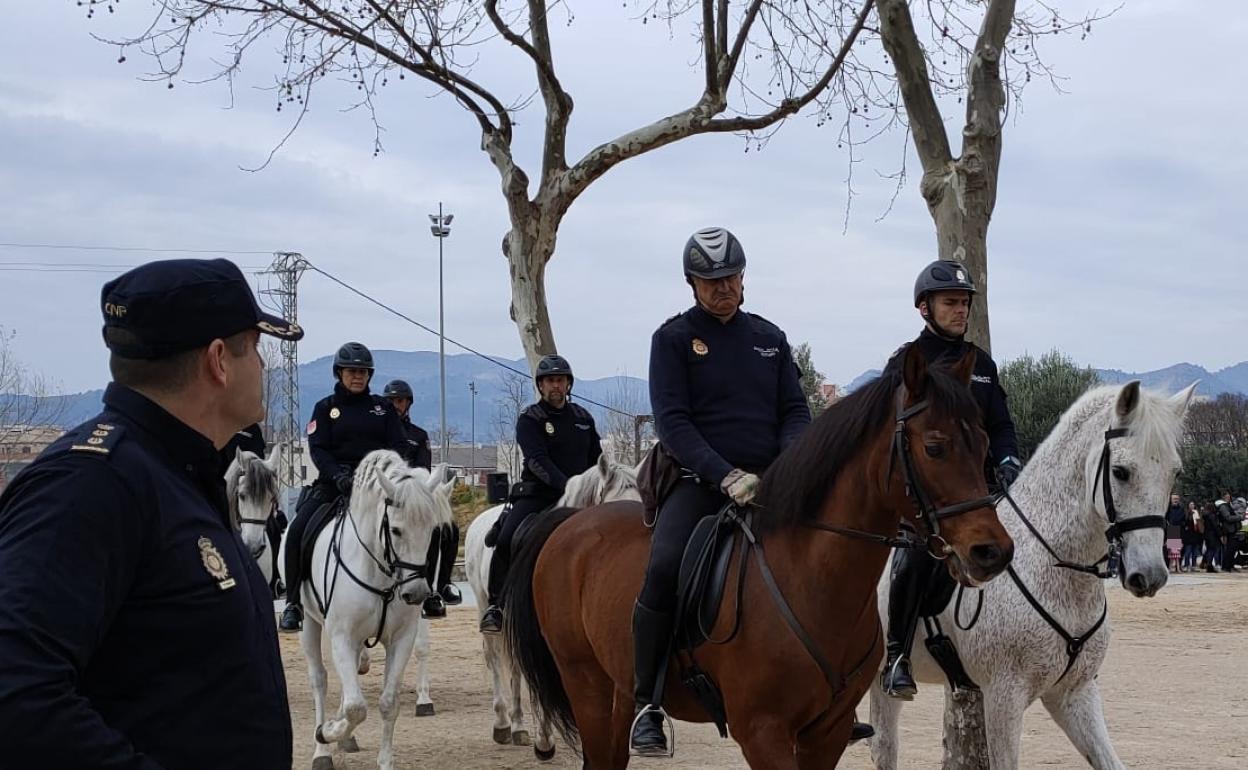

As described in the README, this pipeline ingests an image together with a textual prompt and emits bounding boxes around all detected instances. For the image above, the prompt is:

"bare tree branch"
[876,0,953,174]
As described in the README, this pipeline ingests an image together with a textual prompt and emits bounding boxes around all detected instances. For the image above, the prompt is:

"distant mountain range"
[6,352,1244,433]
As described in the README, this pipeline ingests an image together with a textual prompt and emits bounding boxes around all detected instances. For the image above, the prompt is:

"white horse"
[225,445,282,590]
[280,450,454,770]
[870,381,1196,770]
[462,452,642,759]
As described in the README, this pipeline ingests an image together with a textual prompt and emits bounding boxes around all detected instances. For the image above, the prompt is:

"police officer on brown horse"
[479,354,603,634]
[632,227,812,755]
[879,260,1022,699]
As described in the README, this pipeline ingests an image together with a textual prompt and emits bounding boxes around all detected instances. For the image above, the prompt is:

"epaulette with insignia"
[69,421,125,457]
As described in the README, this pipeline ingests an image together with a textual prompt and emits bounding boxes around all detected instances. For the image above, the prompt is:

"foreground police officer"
[278,342,406,632]
[479,354,602,633]
[383,378,462,618]
[0,258,298,768]
[632,227,811,755]
[880,259,1022,699]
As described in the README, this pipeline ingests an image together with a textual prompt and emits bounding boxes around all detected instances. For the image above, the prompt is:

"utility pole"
[468,380,477,485]
[428,204,453,463]
[259,251,307,492]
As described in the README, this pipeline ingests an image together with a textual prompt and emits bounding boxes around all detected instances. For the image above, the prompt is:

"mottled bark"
[942,688,990,770]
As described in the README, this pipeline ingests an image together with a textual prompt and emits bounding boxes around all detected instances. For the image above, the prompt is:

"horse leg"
[318,634,368,746]
[736,716,799,770]
[378,623,421,770]
[981,681,1029,770]
[533,707,556,762]
[795,708,854,770]
[561,663,625,770]
[413,617,435,716]
[482,633,512,743]
[300,617,334,770]
[357,646,370,675]
[507,647,532,746]
[1040,680,1127,770]
[868,673,905,770]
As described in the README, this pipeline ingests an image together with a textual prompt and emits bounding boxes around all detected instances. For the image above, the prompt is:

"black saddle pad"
[919,560,958,618]
[675,513,739,649]
[299,498,344,575]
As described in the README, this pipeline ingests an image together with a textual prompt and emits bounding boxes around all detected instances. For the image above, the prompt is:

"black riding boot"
[480,545,508,634]
[630,601,674,756]
[881,549,933,699]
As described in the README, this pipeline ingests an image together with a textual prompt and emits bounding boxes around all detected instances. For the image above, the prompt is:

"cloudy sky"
[1,1,1243,395]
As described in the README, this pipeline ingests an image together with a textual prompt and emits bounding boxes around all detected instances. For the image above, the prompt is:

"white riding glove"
[721,469,761,506]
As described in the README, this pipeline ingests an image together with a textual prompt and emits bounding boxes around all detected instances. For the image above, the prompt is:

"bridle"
[237,497,277,529]
[807,388,996,554]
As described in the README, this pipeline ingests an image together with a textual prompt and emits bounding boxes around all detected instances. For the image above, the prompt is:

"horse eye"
[924,443,946,459]
[390,527,402,537]
[1112,466,1130,482]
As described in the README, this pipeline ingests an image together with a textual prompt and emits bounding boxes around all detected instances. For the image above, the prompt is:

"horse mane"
[755,362,981,534]
[353,450,441,527]
[225,451,278,527]
[1042,384,1186,465]
[558,460,641,509]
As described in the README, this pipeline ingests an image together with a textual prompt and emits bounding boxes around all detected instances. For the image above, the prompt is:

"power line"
[0,242,273,255]
[304,262,638,419]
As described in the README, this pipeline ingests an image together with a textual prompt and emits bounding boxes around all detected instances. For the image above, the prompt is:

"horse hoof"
[415,703,436,717]
[314,724,328,744]
[311,756,334,770]
[534,745,556,762]
[492,727,512,744]
[512,729,531,746]
[338,736,361,753]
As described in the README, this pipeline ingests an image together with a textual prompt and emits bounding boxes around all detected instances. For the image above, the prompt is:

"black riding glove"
[995,456,1022,490]
[335,472,354,495]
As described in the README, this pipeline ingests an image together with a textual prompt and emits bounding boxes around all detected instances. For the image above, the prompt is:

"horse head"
[893,344,1015,586]
[1082,380,1195,596]
[228,446,280,560]
[558,450,643,509]
[354,451,447,606]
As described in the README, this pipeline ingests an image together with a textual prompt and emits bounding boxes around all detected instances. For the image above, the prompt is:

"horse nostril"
[1126,572,1148,594]
[970,543,1007,571]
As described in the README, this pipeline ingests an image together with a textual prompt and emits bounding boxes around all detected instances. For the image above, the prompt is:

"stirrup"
[883,656,917,700]
[629,704,676,758]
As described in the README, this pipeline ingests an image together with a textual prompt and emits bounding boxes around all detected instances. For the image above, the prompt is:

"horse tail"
[502,506,581,748]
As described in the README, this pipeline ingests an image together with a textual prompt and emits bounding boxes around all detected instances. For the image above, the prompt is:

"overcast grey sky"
[1,1,1244,394]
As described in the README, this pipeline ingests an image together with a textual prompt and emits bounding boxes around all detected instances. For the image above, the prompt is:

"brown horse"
[503,345,1014,768]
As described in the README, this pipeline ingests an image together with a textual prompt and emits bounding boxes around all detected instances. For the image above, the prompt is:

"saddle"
[300,497,346,577]
[265,511,288,598]
[916,564,980,693]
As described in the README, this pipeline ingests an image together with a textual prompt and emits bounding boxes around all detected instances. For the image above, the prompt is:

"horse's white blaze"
[278,449,448,770]
[459,450,640,753]
[870,381,1195,770]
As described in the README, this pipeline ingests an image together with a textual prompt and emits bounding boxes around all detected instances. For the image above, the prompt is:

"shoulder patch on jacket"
[68,422,126,458]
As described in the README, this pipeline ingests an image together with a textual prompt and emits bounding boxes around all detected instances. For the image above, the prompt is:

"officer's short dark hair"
[110,331,254,393]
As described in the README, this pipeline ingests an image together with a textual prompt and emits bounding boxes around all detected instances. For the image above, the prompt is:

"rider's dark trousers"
[284,482,339,608]
[426,521,460,591]
[488,493,558,604]
[886,544,943,648]
[637,478,727,613]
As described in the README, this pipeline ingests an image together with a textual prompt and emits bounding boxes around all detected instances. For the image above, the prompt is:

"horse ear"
[1171,381,1199,417]
[234,445,245,465]
[949,346,977,387]
[376,472,397,500]
[901,344,928,399]
[597,451,611,477]
[1115,380,1142,420]
[263,444,280,472]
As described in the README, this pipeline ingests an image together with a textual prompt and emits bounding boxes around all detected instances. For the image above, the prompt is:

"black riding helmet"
[534,354,574,390]
[683,227,746,280]
[913,260,977,308]
[382,379,413,400]
[333,341,375,381]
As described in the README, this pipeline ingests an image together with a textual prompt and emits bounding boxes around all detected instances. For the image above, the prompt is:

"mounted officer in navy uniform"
[0,258,297,768]
[478,354,603,634]
[382,379,462,618]
[278,342,406,632]
[631,227,812,755]
[879,259,1022,699]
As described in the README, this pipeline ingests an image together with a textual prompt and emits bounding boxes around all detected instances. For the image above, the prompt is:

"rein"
[316,496,429,649]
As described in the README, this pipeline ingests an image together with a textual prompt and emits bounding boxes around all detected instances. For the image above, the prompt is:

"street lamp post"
[468,381,477,485]
[428,204,453,464]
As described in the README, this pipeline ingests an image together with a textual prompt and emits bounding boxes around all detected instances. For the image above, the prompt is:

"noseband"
[1093,427,1167,578]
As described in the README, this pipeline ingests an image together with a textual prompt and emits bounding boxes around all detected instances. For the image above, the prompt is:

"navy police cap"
[101,258,304,359]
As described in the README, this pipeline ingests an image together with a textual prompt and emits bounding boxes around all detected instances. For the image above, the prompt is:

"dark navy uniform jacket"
[885,327,1020,478]
[307,383,406,485]
[649,306,811,485]
[399,416,433,471]
[516,401,603,495]
[0,384,292,769]
[218,421,265,471]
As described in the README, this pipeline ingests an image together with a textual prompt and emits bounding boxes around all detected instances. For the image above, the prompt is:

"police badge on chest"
[199,536,236,590]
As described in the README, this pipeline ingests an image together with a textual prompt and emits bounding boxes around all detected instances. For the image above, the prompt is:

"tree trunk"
[941,688,991,770]
[503,211,562,372]
[924,162,993,353]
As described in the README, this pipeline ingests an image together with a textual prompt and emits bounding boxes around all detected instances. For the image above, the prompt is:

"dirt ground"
[284,573,1248,769]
